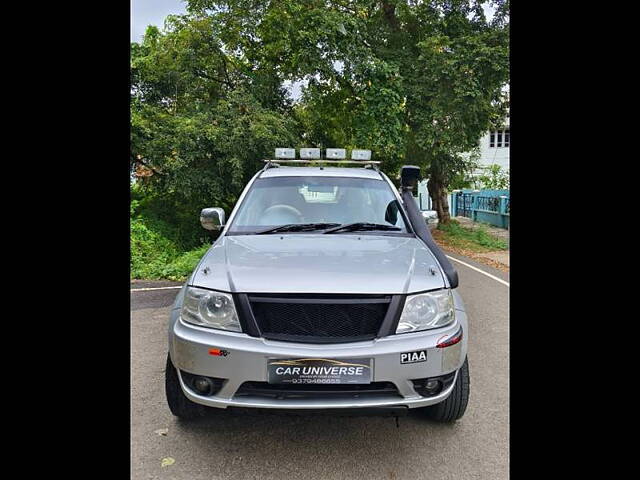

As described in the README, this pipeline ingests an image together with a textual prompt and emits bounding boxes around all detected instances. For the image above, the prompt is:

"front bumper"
[169,306,468,410]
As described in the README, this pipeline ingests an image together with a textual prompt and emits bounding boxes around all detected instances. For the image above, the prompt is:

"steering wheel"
[261,204,303,224]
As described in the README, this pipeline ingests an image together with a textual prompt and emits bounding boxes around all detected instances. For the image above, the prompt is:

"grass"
[432,219,508,252]
[131,214,211,281]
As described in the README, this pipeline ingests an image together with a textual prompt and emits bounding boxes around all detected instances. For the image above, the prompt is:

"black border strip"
[248,296,391,305]
[234,293,262,337]
[377,295,406,337]
[260,333,377,344]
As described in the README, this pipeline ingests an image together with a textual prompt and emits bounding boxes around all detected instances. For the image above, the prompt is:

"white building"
[474,115,510,174]
[415,115,509,212]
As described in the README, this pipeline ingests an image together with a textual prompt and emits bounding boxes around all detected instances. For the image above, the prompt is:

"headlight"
[396,289,455,334]
[181,287,241,332]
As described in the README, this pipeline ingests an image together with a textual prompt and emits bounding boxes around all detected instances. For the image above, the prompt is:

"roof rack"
[262,148,380,171]
[263,159,381,165]
[261,159,381,172]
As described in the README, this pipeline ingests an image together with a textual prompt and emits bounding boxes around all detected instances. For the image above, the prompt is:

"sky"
[131,0,187,43]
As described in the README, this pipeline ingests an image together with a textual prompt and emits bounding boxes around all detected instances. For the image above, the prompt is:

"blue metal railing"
[451,189,509,229]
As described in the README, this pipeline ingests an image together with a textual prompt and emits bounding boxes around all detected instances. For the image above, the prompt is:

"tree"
[186,0,509,223]
[476,164,509,189]
[131,16,300,233]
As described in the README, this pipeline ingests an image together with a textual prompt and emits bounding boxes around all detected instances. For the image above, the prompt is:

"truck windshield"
[228,176,408,234]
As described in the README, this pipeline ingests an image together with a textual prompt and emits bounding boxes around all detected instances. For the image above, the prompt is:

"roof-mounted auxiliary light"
[262,147,380,170]
[275,148,295,159]
[325,148,346,160]
[351,149,371,161]
[300,148,321,159]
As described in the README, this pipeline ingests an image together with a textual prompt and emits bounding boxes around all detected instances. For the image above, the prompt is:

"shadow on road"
[160,409,461,478]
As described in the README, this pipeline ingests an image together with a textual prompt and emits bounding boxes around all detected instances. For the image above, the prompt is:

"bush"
[476,165,510,190]
[157,244,211,281]
[130,218,180,278]
[130,204,211,281]
[132,184,211,251]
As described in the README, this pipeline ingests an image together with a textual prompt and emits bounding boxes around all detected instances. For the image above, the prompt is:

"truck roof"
[259,166,384,180]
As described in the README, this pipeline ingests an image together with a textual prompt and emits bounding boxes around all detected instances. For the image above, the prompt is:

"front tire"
[420,356,470,422]
[165,353,206,420]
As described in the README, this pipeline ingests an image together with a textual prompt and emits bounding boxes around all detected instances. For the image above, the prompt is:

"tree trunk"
[427,173,451,225]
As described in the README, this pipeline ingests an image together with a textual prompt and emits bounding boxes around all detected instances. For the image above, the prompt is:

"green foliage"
[131,182,211,280]
[130,198,140,217]
[437,219,508,251]
[131,15,300,223]
[157,245,211,281]
[130,216,182,279]
[449,172,474,190]
[132,183,211,250]
[476,164,510,190]
[130,211,211,281]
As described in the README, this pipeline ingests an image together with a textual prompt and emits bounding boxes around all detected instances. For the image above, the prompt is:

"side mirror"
[200,207,225,231]
[400,165,421,191]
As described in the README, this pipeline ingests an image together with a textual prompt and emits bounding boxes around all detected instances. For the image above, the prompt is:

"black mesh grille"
[235,381,401,400]
[249,295,390,342]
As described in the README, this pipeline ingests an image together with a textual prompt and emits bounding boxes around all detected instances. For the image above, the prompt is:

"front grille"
[248,294,390,343]
[234,381,401,400]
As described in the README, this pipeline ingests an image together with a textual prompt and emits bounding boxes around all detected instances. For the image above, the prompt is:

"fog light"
[180,370,225,396]
[193,377,213,395]
[424,379,441,394]
[412,377,444,396]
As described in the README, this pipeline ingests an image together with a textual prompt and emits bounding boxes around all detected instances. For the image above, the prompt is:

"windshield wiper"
[323,222,402,234]
[255,223,341,235]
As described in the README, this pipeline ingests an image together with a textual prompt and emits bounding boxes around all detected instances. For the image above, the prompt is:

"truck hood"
[190,234,446,295]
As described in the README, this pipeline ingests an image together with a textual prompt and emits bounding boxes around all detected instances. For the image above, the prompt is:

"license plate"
[267,357,372,384]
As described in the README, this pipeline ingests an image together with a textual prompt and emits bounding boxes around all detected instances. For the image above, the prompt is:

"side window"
[384,200,400,225]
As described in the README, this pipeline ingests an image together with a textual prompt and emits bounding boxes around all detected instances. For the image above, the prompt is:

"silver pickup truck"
[165,149,469,422]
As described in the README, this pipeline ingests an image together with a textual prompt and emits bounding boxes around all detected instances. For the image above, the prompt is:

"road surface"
[131,254,509,480]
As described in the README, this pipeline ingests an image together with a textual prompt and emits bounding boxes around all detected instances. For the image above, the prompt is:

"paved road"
[131,255,509,480]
